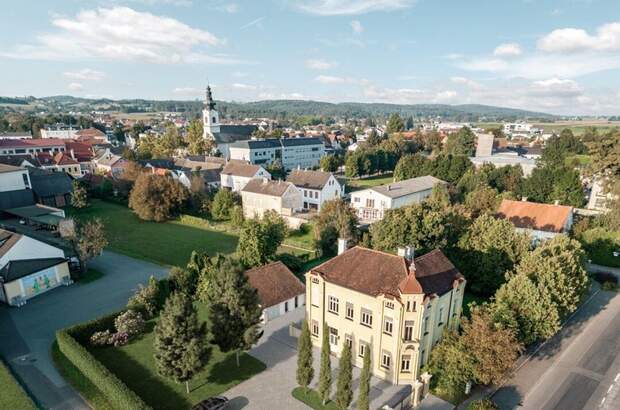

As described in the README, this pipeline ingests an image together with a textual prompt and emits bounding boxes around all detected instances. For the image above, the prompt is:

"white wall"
[263,294,305,322]
[0,169,30,192]
[0,236,65,269]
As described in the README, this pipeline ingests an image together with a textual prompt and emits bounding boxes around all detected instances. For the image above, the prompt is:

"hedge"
[56,311,151,410]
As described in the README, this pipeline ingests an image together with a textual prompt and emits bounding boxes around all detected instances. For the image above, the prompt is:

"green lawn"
[284,223,316,249]
[0,360,36,410]
[579,227,620,268]
[291,387,339,410]
[68,200,239,266]
[346,173,394,193]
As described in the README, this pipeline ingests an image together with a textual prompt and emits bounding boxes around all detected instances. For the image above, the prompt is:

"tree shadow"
[226,396,250,409]
[492,384,524,410]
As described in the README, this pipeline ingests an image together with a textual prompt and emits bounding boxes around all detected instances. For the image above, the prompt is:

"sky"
[0,0,619,115]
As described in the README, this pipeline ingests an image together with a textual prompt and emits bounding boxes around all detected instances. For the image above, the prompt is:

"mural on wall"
[22,267,58,298]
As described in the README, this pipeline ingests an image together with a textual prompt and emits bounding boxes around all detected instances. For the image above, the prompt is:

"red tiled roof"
[311,246,463,298]
[53,152,78,166]
[75,128,106,138]
[245,261,305,308]
[497,199,573,233]
[0,139,66,148]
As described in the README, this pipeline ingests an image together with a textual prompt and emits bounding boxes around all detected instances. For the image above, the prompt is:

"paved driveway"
[0,251,168,410]
[224,307,411,410]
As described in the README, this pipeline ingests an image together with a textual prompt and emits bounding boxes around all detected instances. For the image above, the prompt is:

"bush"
[111,332,130,347]
[90,330,113,346]
[602,281,618,291]
[56,329,150,410]
[127,276,168,318]
[277,252,307,273]
[114,310,145,338]
[467,399,499,410]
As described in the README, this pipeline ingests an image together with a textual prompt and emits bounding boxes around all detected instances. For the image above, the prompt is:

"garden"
[0,360,36,410]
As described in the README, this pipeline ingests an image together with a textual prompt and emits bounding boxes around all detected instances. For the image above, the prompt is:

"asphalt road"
[0,251,168,410]
[493,286,620,410]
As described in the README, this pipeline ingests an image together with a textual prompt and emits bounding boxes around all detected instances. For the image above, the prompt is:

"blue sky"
[0,0,619,115]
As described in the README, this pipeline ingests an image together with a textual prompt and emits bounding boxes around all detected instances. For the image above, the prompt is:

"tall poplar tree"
[335,343,353,409]
[153,291,207,394]
[357,349,371,410]
[296,320,314,392]
[318,322,332,405]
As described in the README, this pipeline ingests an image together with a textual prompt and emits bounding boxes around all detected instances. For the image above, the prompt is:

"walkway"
[0,251,168,410]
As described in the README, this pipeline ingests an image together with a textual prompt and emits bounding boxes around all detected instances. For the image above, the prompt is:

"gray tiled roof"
[242,179,293,197]
[369,175,446,198]
[286,170,332,190]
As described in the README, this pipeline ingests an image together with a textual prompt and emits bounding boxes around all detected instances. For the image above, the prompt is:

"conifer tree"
[154,291,207,394]
[318,322,332,405]
[335,343,353,409]
[357,349,371,410]
[296,319,314,392]
[204,257,262,366]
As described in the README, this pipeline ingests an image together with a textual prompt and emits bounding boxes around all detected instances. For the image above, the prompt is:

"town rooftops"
[497,199,573,233]
[280,137,323,147]
[0,155,39,168]
[245,261,305,308]
[53,152,78,166]
[368,175,446,199]
[221,160,263,178]
[0,139,66,148]
[242,179,293,197]
[311,246,463,298]
[0,163,25,173]
[286,169,333,190]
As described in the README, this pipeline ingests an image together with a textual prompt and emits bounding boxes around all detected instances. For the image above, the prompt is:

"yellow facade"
[305,270,466,387]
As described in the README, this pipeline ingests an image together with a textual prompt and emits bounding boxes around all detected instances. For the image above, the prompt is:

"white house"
[497,199,574,242]
[240,179,302,221]
[220,161,271,192]
[0,164,31,192]
[286,169,343,211]
[350,175,446,223]
[0,229,71,306]
[229,137,325,171]
[245,261,305,323]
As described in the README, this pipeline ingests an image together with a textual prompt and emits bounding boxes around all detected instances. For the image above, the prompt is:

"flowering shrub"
[111,332,129,347]
[90,330,112,346]
[114,310,145,337]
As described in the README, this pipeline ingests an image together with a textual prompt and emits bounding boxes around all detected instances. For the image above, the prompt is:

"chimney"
[397,246,415,262]
[337,238,348,255]
[554,200,560,205]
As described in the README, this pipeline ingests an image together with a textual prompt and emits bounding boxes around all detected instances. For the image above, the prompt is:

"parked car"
[191,396,229,410]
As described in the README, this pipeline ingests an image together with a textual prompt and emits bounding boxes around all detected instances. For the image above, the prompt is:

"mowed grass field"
[88,303,266,410]
[475,121,620,135]
[346,173,394,192]
[0,360,36,410]
[68,200,239,266]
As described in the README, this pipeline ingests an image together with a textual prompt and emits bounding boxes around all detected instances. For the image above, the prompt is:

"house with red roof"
[497,199,574,242]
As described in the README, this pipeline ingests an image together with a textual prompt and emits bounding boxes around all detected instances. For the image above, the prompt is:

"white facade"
[40,129,79,139]
[0,235,65,269]
[262,294,305,323]
[220,167,271,192]
[0,168,31,192]
[229,144,279,165]
[350,186,435,222]
[281,141,325,170]
[296,175,343,211]
[241,184,303,220]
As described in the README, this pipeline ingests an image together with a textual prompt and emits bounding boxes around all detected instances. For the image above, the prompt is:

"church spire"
[205,84,216,110]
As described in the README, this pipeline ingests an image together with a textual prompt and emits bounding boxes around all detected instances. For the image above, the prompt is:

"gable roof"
[0,155,39,168]
[0,257,67,282]
[0,139,66,149]
[245,261,305,308]
[368,175,446,199]
[242,179,293,197]
[0,163,25,173]
[286,170,333,190]
[311,246,463,298]
[53,152,78,166]
[497,199,573,233]
[221,161,263,178]
[28,168,73,197]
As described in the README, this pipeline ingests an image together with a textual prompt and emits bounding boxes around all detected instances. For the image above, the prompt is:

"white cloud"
[68,82,84,92]
[538,22,620,53]
[295,0,414,16]
[450,76,483,90]
[305,59,338,70]
[493,42,522,57]
[240,17,265,30]
[0,7,243,65]
[231,83,257,90]
[173,87,203,97]
[63,69,105,81]
[314,75,352,84]
[350,20,363,34]
[124,0,193,6]
[529,78,583,97]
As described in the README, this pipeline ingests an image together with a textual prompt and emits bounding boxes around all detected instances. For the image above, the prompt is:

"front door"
[329,327,340,353]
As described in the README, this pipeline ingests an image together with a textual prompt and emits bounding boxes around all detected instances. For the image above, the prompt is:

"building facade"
[229,137,325,171]
[240,179,302,221]
[305,245,465,405]
[497,199,574,242]
[350,176,446,223]
[220,161,271,192]
[286,169,343,211]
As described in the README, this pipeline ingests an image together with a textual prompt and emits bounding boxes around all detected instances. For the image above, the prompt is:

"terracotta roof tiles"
[497,199,573,233]
[245,261,305,308]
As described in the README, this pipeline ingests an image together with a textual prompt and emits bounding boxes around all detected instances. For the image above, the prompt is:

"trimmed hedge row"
[56,311,151,410]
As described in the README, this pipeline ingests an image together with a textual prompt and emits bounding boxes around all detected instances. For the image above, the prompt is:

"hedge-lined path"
[0,251,169,409]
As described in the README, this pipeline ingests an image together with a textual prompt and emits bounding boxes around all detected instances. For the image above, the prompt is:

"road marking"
[615,373,620,383]
[599,372,620,409]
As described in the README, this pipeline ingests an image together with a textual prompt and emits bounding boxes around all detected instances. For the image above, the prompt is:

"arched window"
[212,116,216,123]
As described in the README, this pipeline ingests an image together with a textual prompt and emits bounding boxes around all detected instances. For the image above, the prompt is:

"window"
[358,341,368,358]
[381,351,391,369]
[365,199,375,208]
[328,296,339,314]
[383,316,393,335]
[304,189,308,197]
[361,308,373,327]
[354,197,360,203]
[385,301,394,309]
[311,284,320,307]
[311,320,319,336]
[404,321,414,341]
[438,307,444,326]
[295,295,299,308]
[312,277,319,284]
[401,355,411,372]
[329,327,338,347]
[22,173,29,188]
[423,317,429,335]
[345,334,353,349]
[284,301,289,312]
[345,302,354,320]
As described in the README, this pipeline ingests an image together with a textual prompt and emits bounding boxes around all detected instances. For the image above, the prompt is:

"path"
[0,251,168,410]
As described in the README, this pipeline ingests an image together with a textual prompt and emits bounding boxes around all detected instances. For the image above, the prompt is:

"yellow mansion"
[305,244,466,404]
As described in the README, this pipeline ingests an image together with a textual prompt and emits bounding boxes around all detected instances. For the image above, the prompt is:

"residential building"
[220,161,271,192]
[35,152,82,178]
[93,150,127,176]
[0,132,32,140]
[201,85,257,157]
[350,176,446,223]
[245,261,305,323]
[587,177,615,212]
[0,164,35,210]
[28,168,74,208]
[0,229,71,306]
[286,169,343,211]
[240,178,302,221]
[497,199,574,241]
[229,137,325,171]
[229,139,281,165]
[470,153,537,176]
[0,139,66,156]
[306,244,465,406]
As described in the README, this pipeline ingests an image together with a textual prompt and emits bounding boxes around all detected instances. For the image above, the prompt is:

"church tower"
[202,84,220,138]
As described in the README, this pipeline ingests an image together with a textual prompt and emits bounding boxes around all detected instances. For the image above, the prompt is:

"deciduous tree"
[129,173,189,221]
[211,188,237,220]
[72,218,108,273]
[70,180,89,209]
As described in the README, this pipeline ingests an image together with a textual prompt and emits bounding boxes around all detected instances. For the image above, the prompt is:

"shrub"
[277,253,306,273]
[127,276,162,318]
[602,281,618,292]
[90,330,113,346]
[114,310,145,338]
[467,399,499,410]
[111,332,130,347]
